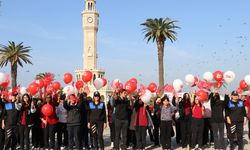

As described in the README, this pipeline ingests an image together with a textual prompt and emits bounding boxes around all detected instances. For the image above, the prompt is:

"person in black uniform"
[0,94,6,150]
[2,92,22,150]
[225,91,247,150]
[87,91,107,150]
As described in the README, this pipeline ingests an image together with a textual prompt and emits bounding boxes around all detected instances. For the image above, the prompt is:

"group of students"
[107,90,249,150]
[0,88,249,150]
[0,90,108,150]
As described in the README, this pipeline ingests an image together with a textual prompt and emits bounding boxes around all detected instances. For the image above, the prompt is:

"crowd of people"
[0,88,249,150]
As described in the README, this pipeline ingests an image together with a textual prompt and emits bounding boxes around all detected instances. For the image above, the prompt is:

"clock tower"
[75,0,112,100]
[82,0,99,70]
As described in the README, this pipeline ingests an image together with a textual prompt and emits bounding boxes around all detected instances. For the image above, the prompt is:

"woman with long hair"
[191,96,205,150]
[40,94,58,150]
[19,93,36,150]
[179,93,192,149]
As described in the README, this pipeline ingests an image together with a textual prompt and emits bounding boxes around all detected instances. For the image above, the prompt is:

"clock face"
[87,17,93,23]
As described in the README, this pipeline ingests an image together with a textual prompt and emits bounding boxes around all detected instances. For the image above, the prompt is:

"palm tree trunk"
[157,40,165,89]
[11,64,17,88]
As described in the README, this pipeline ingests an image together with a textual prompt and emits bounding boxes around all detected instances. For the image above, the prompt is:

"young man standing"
[114,89,131,150]
[226,91,247,150]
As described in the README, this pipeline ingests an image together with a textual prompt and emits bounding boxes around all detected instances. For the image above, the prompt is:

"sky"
[0,0,249,90]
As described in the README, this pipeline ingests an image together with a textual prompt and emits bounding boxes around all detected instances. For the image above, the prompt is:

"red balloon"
[191,76,199,87]
[41,104,54,117]
[236,87,243,94]
[82,71,93,83]
[203,82,212,91]
[43,77,51,87]
[240,80,248,90]
[199,81,212,91]
[101,78,107,87]
[63,73,73,84]
[75,80,84,90]
[0,81,9,89]
[197,81,204,89]
[147,83,157,93]
[213,71,223,82]
[214,81,223,89]
[118,82,123,90]
[196,90,208,103]
[125,81,137,93]
[28,83,39,95]
[35,79,44,89]
[164,84,174,92]
[52,81,61,91]
[129,78,138,84]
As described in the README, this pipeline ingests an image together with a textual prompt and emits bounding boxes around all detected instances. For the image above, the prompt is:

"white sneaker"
[111,142,114,148]
[60,146,66,150]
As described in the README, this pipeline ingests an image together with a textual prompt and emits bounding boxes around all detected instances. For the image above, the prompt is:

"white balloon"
[141,89,152,104]
[244,75,250,85]
[173,79,183,92]
[0,72,6,84]
[185,74,195,85]
[94,78,104,90]
[203,72,213,82]
[63,85,75,96]
[224,71,236,84]
[111,79,121,90]
[20,87,27,95]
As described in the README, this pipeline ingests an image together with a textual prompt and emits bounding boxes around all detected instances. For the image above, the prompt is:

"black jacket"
[225,97,246,122]
[79,94,89,125]
[114,97,130,120]
[18,103,36,126]
[63,100,83,126]
[3,102,20,128]
[0,99,4,127]
[87,101,106,123]
[210,93,228,123]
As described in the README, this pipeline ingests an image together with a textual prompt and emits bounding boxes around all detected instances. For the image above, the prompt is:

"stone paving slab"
[102,126,250,150]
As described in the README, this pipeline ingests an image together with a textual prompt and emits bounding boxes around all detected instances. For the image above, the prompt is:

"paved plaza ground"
[102,125,250,150]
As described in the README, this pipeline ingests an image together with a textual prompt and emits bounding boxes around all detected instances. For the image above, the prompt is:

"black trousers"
[180,115,191,148]
[57,123,68,148]
[160,120,172,149]
[32,125,43,148]
[211,122,224,149]
[228,122,244,150]
[109,122,115,143]
[67,125,81,150]
[135,126,147,149]
[81,123,89,148]
[114,119,128,149]
[153,122,160,145]
[4,126,18,150]
[203,118,214,145]
[0,128,5,150]
[248,118,250,140]
[43,124,56,149]
[175,119,181,144]
[90,122,104,149]
[127,129,136,147]
[19,125,31,149]
[191,118,204,149]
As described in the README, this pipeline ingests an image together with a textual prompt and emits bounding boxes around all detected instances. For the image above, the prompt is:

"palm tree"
[0,41,32,88]
[141,18,179,88]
